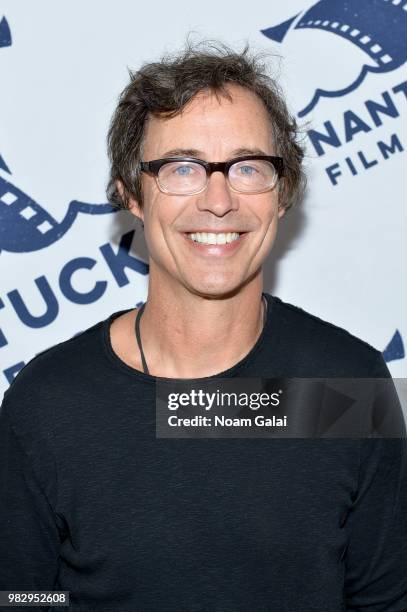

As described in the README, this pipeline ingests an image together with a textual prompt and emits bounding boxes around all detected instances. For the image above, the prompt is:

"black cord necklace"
[135,294,268,376]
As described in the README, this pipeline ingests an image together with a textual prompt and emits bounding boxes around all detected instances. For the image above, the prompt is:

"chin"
[185,278,246,300]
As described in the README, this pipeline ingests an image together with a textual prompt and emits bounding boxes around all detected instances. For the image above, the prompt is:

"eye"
[173,164,196,176]
[237,164,258,176]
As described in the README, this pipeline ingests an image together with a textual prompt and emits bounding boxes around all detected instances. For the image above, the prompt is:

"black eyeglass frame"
[139,155,284,195]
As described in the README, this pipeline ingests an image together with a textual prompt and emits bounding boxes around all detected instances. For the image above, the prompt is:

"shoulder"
[1,317,107,425]
[269,295,389,377]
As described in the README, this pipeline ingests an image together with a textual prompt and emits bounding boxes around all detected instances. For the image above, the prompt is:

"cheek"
[143,194,186,257]
[259,196,279,227]
[258,199,279,248]
[145,189,197,234]
[143,191,172,231]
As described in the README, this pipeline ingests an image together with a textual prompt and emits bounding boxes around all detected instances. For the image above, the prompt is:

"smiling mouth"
[185,231,246,245]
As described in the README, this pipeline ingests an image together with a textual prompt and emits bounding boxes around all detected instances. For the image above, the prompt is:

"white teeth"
[188,232,241,245]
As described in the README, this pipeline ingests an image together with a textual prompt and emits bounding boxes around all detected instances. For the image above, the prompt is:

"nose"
[196,170,239,217]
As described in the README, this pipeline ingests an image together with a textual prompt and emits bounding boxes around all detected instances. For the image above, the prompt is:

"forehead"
[142,84,275,158]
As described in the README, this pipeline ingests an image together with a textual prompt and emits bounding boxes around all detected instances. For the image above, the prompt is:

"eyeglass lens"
[157,160,278,194]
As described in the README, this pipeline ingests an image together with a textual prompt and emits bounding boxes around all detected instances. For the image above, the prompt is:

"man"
[1,42,406,611]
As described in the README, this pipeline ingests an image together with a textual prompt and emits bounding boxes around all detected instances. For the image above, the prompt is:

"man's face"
[127,84,285,298]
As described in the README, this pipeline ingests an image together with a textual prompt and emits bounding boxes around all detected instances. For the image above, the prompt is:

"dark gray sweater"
[1,293,406,611]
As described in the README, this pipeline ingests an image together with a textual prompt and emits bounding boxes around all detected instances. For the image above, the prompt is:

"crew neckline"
[101,292,275,384]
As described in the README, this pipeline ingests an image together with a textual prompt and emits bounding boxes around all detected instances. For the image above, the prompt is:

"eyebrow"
[160,147,271,159]
[161,148,202,158]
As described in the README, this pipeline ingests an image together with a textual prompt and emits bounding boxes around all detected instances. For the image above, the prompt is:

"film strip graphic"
[296,0,406,69]
[0,172,115,254]
[262,0,407,116]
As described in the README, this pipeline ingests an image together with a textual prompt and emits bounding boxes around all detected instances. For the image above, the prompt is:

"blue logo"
[262,0,407,117]
[0,16,11,48]
[0,15,115,254]
[0,15,148,387]
[383,329,405,362]
[0,172,116,254]
[261,2,405,364]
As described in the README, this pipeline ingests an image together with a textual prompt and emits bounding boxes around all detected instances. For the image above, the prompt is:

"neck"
[137,272,266,378]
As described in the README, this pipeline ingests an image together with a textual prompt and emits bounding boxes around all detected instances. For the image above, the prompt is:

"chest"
[58,437,358,581]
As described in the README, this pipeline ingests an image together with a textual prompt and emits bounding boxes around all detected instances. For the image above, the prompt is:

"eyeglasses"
[139,155,284,195]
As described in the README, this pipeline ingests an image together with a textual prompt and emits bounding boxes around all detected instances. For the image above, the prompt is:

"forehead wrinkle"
[143,85,275,159]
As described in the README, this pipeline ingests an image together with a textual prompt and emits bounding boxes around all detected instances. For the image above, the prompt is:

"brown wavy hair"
[106,40,307,213]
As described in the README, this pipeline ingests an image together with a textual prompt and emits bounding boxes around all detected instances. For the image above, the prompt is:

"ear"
[116,179,144,222]
[277,205,286,219]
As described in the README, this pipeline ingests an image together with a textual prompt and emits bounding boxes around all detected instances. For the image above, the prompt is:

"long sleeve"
[344,356,407,610]
[0,393,61,604]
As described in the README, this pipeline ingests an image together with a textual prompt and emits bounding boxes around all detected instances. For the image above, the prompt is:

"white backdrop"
[0,0,406,399]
